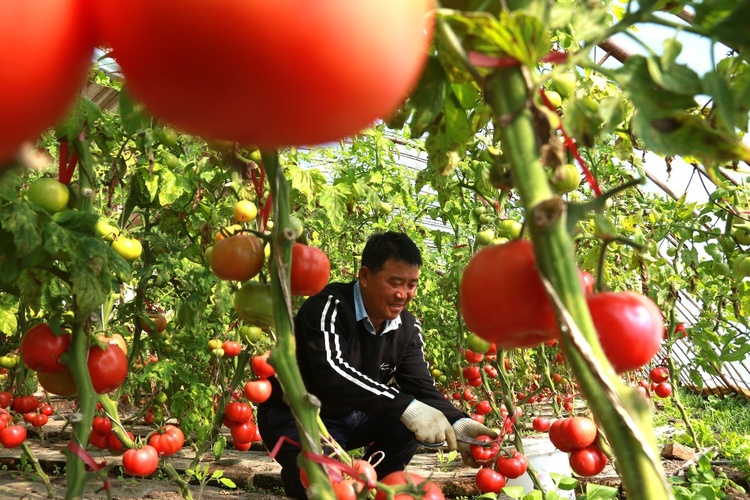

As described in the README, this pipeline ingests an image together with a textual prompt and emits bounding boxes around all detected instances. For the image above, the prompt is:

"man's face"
[359,258,420,331]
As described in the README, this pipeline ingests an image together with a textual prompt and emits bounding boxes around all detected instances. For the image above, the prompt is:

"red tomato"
[463,349,484,364]
[39,404,54,416]
[532,417,551,432]
[0,425,27,448]
[496,450,528,479]
[221,340,242,358]
[149,425,184,456]
[38,366,78,397]
[210,233,264,281]
[351,459,378,491]
[587,291,664,373]
[11,395,38,414]
[475,400,492,416]
[0,0,95,162]
[548,419,573,452]
[92,1,434,148]
[375,471,445,500]
[483,365,498,379]
[0,392,13,409]
[88,430,109,450]
[291,243,331,296]
[462,366,481,380]
[88,344,128,394]
[460,240,559,348]
[233,440,252,451]
[31,413,48,427]
[569,445,608,477]
[475,467,506,494]
[92,416,112,436]
[251,352,276,379]
[225,402,253,424]
[122,445,159,476]
[462,389,477,402]
[653,382,672,398]
[230,420,257,444]
[560,417,598,450]
[469,436,499,465]
[108,431,135,455]
[244,379,273,404]
[649,366,669,384]
[20,323,71,373]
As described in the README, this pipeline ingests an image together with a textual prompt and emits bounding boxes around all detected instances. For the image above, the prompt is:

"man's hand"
[453,418,499,467]
[400,400,457,450]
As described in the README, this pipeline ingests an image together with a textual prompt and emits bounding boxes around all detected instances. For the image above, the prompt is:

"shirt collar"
[354,281,402,335]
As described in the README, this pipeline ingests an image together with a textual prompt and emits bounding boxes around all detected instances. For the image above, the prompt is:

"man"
[257,231,496,498]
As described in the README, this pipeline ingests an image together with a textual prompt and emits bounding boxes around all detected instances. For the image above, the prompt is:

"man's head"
[358,232,422,332]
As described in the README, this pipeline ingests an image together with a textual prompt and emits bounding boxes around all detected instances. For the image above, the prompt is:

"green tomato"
[550,72,577,99]
[466,333,491,354]
[160,127,179,147]
[234,282,275,328]
[239,325,264,343]
[211,347,225,358]
[0,355,17,369]
[154,392,168,405]
[289,215,305,241]
[95,218,120,242]
[734,228,750,246]
[378,201,393,216]
[479,214,494,224]
[549,164,580,194]
[498,219,523,239]
[112,237,143,261]
[473,206,486,216]
[711,261,731,276]
[163,152,180,169]
[27,178,69,214]
[475,229,495,247]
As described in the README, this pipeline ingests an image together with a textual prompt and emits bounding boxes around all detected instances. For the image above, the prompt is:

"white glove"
[400,400,457,450]
[453,417,499,468]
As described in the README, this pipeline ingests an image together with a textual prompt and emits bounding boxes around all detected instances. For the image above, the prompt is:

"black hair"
[361,231,422,274]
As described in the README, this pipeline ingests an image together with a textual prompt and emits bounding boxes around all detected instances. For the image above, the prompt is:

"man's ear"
[358,266,370,287]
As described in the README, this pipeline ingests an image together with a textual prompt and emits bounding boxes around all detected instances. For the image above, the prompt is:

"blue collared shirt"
[354,281,402,336]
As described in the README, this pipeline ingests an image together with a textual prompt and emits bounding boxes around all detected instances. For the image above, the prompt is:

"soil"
[0,400,746,500]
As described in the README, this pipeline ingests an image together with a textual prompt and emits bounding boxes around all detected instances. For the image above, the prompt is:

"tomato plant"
[210,233,264,281]
[92,0,435,148]
[290,243,331,296]
[122,445,159,476]
[587,291,664,373]
[0,0,94,162]
[460,240,560,348]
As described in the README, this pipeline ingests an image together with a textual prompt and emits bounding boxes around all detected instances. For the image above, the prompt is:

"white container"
[506,438,575,499]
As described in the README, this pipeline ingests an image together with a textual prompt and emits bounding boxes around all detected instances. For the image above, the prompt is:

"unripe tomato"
[234,282,274,328]
[92,1,435,149]
[112,237,143,261]
[233,200,258,223]
[26,178,70,214]
[141,313,167,335]
[549,163,580,194]
[37,367,77,397]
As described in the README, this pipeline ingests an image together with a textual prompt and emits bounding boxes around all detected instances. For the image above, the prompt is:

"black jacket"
[262,281,465,423]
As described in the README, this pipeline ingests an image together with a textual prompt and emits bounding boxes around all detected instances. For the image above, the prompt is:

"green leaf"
[0,201,41,258]
[501,485,526,498]
[408,56,449,137]
[699,0,750,52]
[318,185,349,230]
[119,87,148,136]
[218,477,236,488]
[553,473,579,490]
[585,482,620,499]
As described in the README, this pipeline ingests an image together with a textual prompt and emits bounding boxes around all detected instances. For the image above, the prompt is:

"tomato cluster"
[468,437,529,495]
[635,365,672,399]
[300,458,379,500]
[223,401,259,451]
[545,417,609,477]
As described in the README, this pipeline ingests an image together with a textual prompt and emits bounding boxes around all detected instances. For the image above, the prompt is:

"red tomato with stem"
[92,416,112,436]
[375,471,445,500]
[462,366,481,380]
[351,459,378,491]
[460,240,560,349]
[88,344,128,394]
[469,435,499,465]
[475,400,492,416]
[0,425,27,448]
[230,420,257,444]
[475,467,506,494]
[0,0,95,162]
[653,382,672,398]
[587,291,664,373]
[569,445,608,477]
[244,379,273,404]
[532,417,551,432]
[463,349,484,364]
[11,395,38,414]
[20,323,71,373]
[122,445,159,476]
[31,413,48,427]
[92,1,434,149]
[251,352,276,379]
[210,233,264,281]
[649,366,669,384]
[291,243,331,296]
[496,450,528,479]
